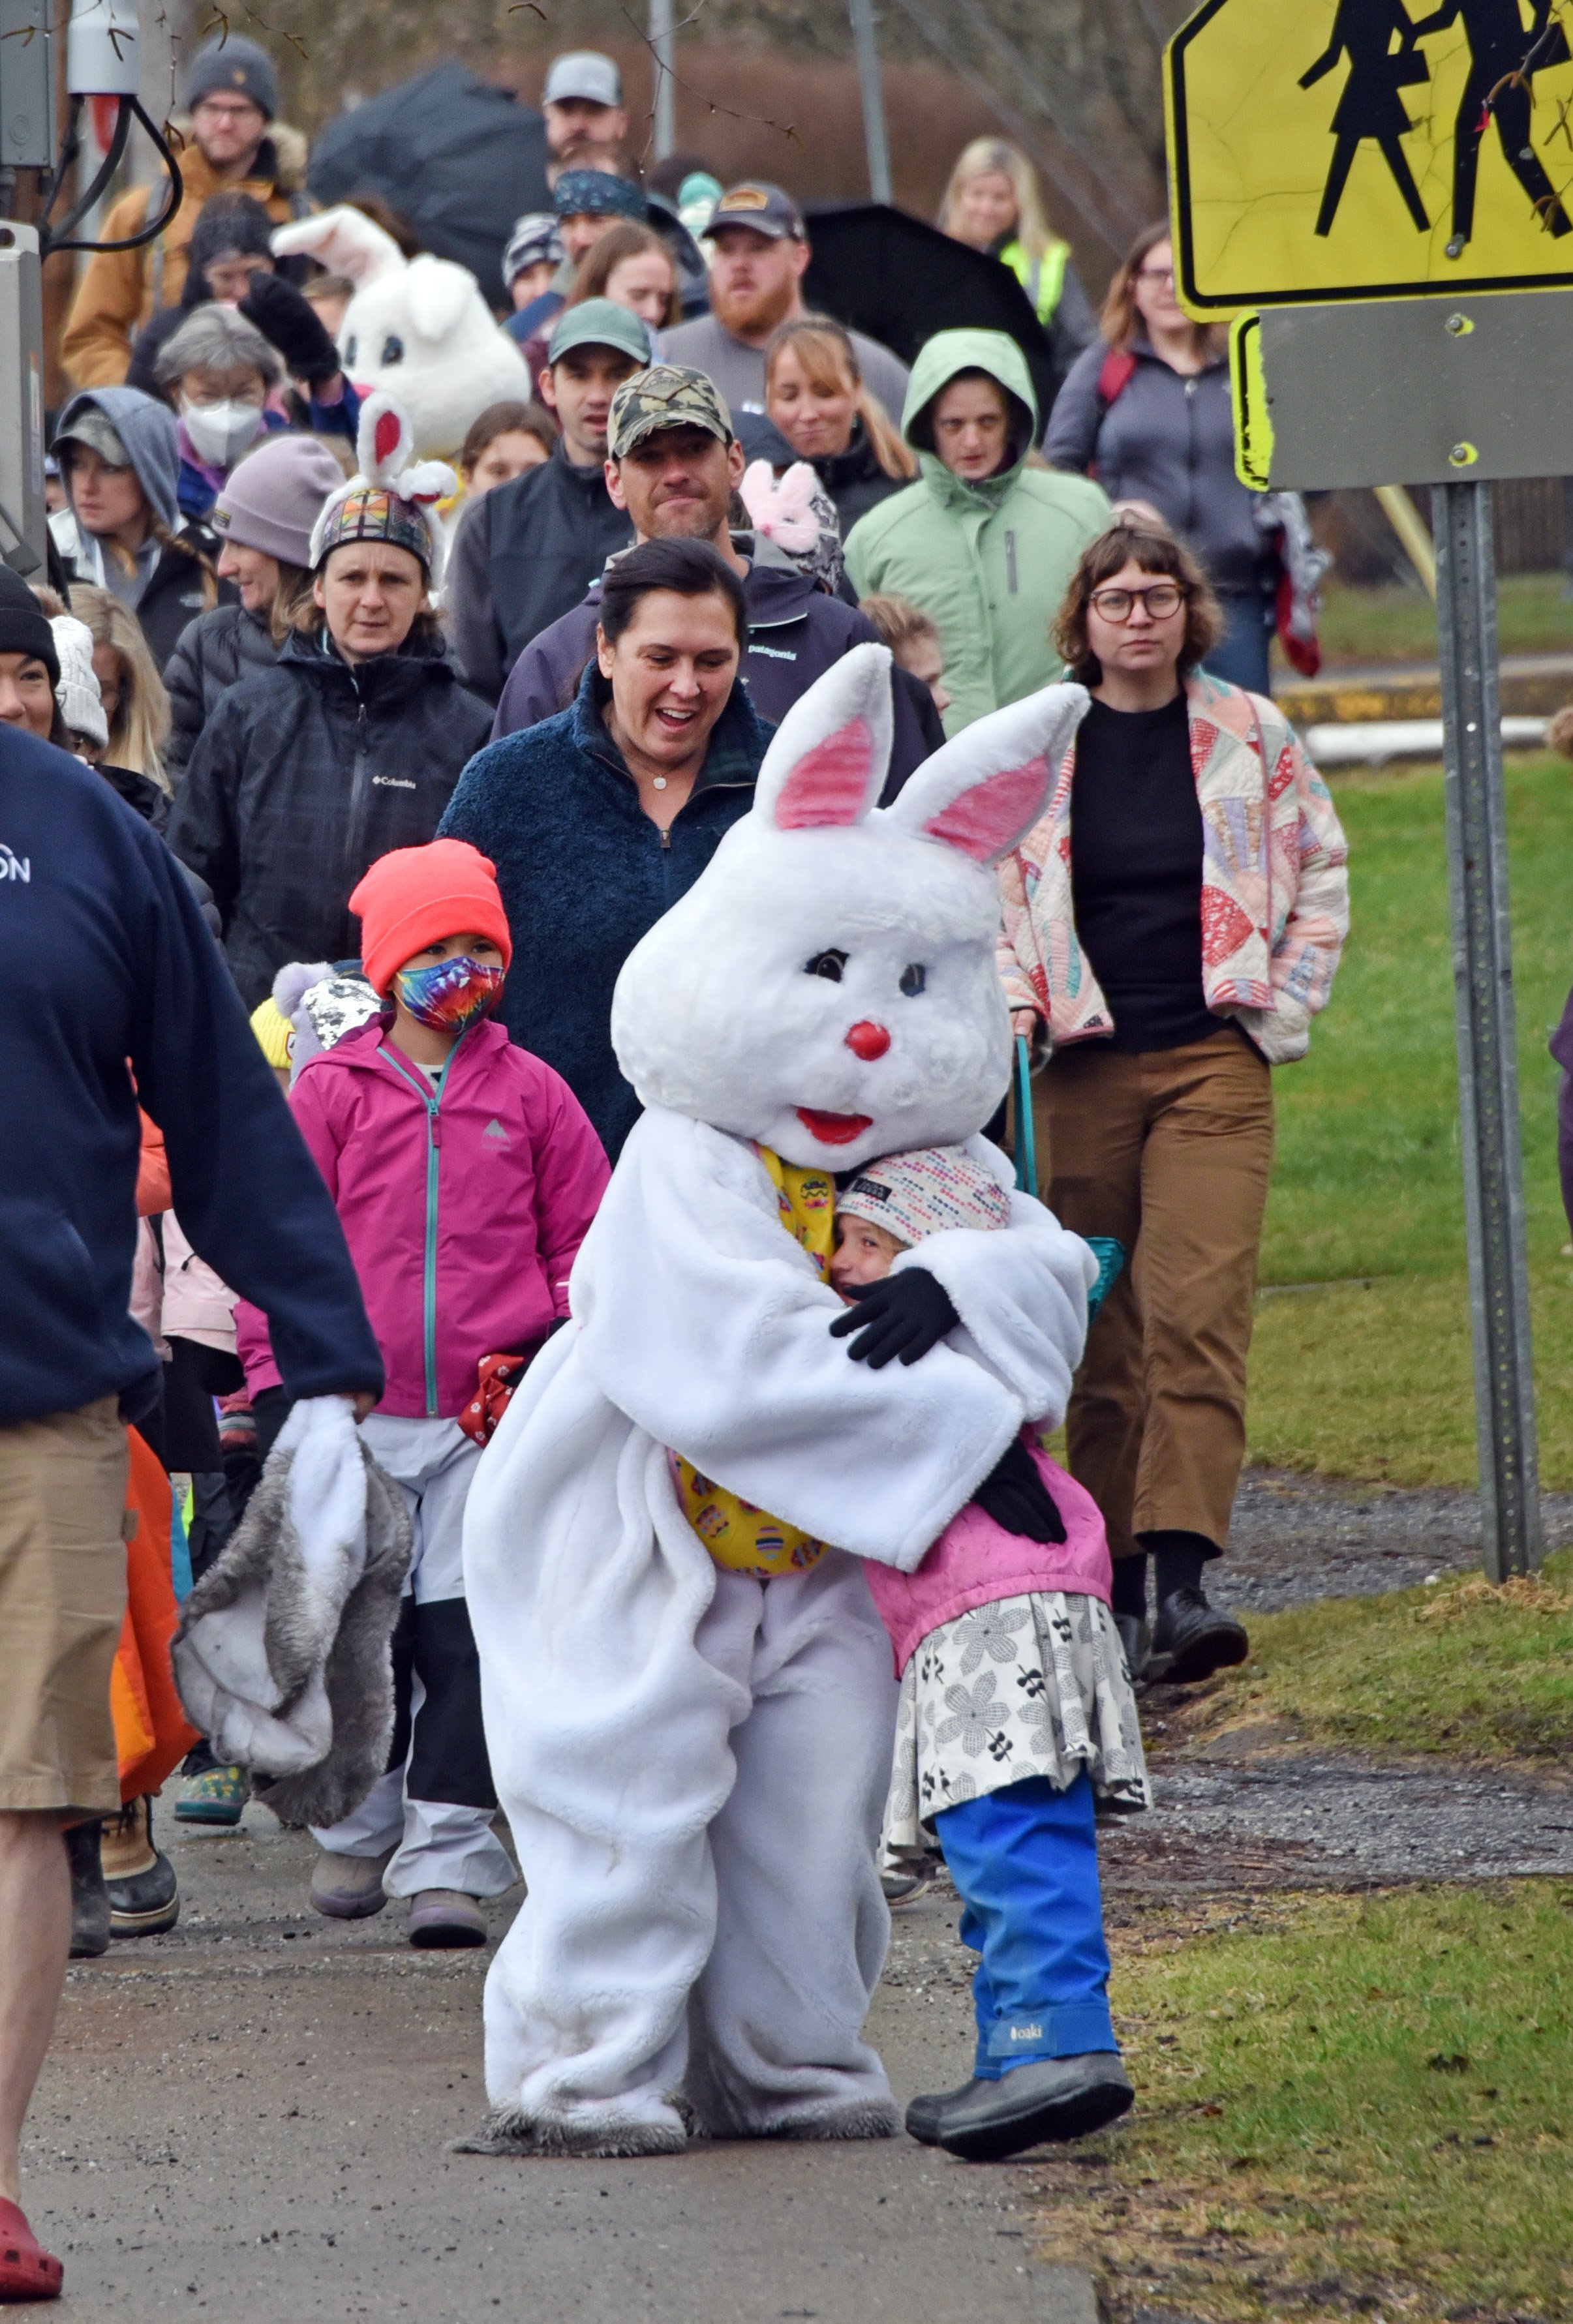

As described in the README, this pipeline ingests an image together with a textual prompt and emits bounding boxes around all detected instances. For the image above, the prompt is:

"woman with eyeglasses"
[1044,222,1284,692]
[997,518,1349,1687]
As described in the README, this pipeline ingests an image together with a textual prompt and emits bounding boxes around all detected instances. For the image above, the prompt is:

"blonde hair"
[1098,220,1219,364]
[64,583,171,788]
[939,138,1053,265]
[763,316,916,483]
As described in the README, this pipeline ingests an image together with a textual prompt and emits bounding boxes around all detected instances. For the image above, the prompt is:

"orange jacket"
[61,128,307,389]
[112,1426,199,1802]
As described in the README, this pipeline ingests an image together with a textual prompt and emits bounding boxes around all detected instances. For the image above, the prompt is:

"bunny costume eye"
[381,334,406,365]
[899,963,926,997]
[343,335,358,367]
[805,949,848,982]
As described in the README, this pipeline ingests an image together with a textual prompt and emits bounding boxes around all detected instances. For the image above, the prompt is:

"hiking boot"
[1114,1613,1150,1683]
[936,2053,1134,2162]
[101,1796,179,1939]
[176,1763,250,1826]
[408,1890,487,1949]
[64,1821,110,1959]
[0,2198,63,2301]
[1152,1587,1249,1685]
[309,1847,395,1920]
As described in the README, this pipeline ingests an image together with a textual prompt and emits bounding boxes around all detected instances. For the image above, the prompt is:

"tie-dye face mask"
[393,954,505,1034]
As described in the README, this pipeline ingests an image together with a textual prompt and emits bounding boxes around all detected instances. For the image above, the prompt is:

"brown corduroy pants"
[1032,1028,1274,1565]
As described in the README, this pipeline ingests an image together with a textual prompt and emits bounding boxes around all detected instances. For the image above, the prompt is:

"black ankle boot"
[1152,1586,1249,1684]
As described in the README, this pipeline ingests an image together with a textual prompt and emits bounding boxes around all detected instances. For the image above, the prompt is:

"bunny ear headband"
[308,392,457,586]
[739,459,846,594]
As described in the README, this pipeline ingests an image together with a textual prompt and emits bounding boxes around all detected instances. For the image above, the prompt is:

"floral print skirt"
[883,1592,1152,1852]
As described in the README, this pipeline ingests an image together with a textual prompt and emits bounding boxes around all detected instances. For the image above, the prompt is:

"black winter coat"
[445,444,634,705]
[166,627,493,1009]
[811,423,908,537]
[164,603,279,780]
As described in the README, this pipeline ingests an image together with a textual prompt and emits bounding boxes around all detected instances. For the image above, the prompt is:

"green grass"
[1184,1551,1573,1760]
[1030,1883,1573,2322]
[1249,751,1573,1485]
[1298,569,1573,667]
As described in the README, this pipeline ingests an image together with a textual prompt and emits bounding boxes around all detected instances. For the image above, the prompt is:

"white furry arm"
[570,1109,1022,1571]
[887,1137,1094,1428]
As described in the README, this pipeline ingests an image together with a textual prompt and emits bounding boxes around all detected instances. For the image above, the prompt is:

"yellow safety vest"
[1001,236,1070,328]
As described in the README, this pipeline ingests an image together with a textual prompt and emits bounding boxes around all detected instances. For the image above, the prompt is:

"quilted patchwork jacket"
[997,672,1349,1064]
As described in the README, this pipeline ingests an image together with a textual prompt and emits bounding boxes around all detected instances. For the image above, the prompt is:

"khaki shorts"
[0,1398,129,1815]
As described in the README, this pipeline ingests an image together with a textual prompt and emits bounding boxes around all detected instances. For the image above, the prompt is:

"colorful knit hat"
[309,393,457,586]
[838,1145,1011,1246]
[349,838,513,997]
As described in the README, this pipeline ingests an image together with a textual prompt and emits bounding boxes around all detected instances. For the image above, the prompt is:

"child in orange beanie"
[236,838,609,1946]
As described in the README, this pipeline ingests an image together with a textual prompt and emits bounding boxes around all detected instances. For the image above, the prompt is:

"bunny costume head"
[611,644,1088,1173]
[271,207,530,460]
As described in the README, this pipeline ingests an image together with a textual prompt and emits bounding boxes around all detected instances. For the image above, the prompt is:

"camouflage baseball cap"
[607,365,733,460]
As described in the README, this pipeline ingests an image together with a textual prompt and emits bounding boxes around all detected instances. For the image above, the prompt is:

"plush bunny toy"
[461,644,1094,2160]
[271,206,530,460]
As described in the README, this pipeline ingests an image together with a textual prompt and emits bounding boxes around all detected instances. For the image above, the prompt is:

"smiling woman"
[439,535,772,1161]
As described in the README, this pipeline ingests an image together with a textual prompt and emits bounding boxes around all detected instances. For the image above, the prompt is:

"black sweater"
[0,724,382,1424]
[1069,692,1218,1053]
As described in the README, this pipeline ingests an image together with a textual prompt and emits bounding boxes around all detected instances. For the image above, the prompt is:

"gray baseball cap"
[542,52,622,108]
[547,299,655,370]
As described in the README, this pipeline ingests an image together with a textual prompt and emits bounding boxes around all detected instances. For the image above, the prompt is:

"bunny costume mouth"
[795,1108,874,1145]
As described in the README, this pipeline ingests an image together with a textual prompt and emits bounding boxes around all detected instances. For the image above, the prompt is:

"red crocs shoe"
[0,2200,63,2301]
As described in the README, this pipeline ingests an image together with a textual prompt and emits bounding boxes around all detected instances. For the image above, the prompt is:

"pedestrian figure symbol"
[1411,0,1572,253]
[1300,0,1431,235]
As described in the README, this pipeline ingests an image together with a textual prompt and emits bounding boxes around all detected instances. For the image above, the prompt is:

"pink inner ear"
[373,409,402,468]
[923,757,1048,861]
[773,717,876,829]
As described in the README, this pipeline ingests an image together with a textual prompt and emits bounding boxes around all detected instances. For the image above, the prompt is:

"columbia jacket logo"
[373,774,418,790]
[0,843,31,881]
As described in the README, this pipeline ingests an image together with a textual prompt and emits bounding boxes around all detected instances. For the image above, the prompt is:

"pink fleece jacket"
[863,1438,1112,1677]
[236,1018,609,1419]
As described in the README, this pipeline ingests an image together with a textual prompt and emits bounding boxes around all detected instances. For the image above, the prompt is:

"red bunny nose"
[845,1020,891,1061]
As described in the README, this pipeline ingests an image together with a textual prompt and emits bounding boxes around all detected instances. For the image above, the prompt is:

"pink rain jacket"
[236,1018,608,1419]
[863,1437,1112,1677]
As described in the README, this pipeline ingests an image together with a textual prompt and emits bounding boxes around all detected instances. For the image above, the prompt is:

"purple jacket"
[237,1017,609,1418]
[863,1438,1112,1677]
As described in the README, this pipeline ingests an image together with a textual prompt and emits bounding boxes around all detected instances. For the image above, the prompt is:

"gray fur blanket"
[172,1397,412,1828]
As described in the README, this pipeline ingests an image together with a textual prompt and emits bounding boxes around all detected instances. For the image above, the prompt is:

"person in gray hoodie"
[50,386,236,674]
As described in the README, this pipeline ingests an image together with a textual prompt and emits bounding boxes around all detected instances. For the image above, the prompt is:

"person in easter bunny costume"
[459,642,1094,2158]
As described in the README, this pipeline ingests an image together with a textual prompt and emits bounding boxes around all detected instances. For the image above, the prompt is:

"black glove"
[972,1438,1067,1544]
[239,270,343,388]
[829,1267,959,1368]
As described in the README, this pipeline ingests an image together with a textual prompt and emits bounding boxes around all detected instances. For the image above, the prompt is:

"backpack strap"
[1096,348,1137,409]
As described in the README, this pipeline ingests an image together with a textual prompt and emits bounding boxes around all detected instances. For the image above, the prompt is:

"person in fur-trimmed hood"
[457,644,1097,2160]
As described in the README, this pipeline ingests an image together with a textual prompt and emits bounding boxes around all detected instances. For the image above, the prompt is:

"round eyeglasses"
[1088,581,1184,622]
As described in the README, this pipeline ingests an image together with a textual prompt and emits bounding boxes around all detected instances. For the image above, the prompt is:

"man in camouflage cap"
[492,361,945,794]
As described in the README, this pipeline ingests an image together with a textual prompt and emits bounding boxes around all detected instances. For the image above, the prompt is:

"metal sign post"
[649,0,675,161]
[1434,482,1543,1578]
[848,0,892,205]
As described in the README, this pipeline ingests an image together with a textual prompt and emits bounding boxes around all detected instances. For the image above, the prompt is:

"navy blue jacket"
[0,727,383,1425]
[439,667,771,1162]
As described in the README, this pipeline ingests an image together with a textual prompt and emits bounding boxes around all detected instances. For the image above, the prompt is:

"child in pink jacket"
[236,839,608,1948]
[828,1145,1148,2163]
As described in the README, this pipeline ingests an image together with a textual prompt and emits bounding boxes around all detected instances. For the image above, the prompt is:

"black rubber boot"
[65,1822,110,1959]
[935,2053,1134,2162]
[905,2078,980,2147]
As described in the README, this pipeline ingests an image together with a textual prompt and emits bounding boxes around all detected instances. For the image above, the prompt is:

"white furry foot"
[450,2105,688,2159]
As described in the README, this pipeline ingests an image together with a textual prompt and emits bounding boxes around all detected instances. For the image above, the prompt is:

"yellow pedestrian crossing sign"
[1166,0,1573,313]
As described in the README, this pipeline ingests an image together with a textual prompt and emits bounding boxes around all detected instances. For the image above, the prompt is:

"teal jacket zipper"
[378,1029,470,1418]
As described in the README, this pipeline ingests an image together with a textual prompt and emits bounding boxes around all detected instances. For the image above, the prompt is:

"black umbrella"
[801,204,1061,423]
[307,63,550,305]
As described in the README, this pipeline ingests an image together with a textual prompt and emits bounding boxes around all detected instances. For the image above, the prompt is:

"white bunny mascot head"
[271,206,530,460]
[612,643,1089,1173]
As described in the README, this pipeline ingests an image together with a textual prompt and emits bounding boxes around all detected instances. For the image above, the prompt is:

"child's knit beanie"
[350,838,513,996]
[838,1144,1011,1246]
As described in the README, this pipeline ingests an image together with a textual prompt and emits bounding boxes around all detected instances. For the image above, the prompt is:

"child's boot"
[309,1846,395,1918]
[933,2053,1133,2160]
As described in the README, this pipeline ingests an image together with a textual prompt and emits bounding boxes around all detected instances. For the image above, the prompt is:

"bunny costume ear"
[271,205,406,288]
[754,640,893,832]
[307,390,458,584]
[884,681,1090,865]
[739,459,822,555]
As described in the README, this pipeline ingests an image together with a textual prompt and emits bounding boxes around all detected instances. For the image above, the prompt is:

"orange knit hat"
[349,839,513,997]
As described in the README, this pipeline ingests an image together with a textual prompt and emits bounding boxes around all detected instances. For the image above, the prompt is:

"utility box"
[0,223,46,575]
[0,0,55,172]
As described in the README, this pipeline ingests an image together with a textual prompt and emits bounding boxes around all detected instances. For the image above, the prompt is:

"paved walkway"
[27,1805,1097,2321]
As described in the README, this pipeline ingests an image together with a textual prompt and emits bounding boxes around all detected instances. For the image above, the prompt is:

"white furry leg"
[684,1554,902,2141]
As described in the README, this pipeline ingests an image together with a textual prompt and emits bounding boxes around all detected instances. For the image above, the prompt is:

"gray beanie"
[185,35,279,122]
[213,434,347,568]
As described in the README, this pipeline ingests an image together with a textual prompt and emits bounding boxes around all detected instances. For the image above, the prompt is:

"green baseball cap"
[607,363,734,460]
[547,297,656,370]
